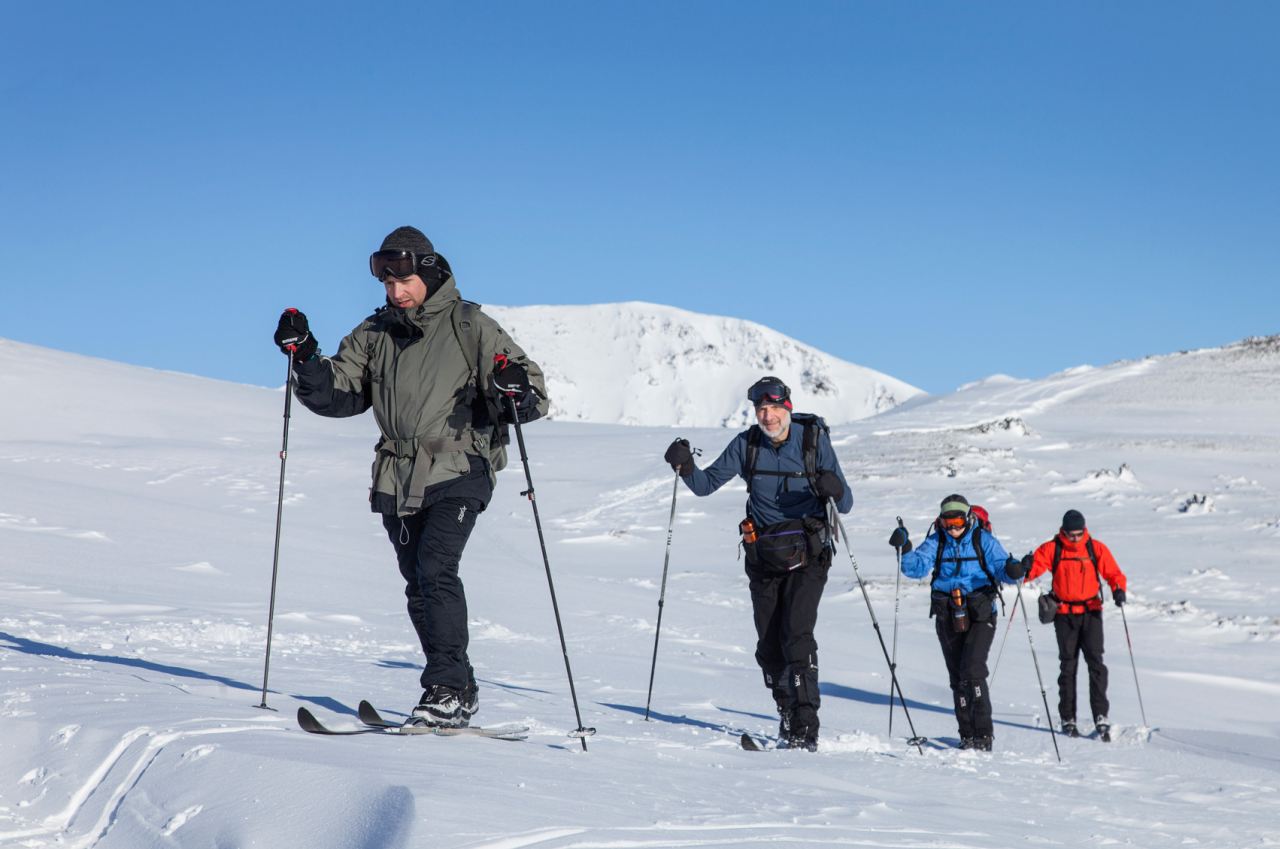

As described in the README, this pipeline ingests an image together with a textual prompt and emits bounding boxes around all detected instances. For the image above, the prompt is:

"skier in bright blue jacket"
[663,376,852,752]
[890,493,1025,751]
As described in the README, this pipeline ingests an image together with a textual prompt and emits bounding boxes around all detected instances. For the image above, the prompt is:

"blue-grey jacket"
[681,420,853,526]
[901,526,1016,607]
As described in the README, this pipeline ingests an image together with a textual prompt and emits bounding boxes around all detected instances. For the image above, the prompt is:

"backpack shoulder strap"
[1086,539,1104,599]
[744,426,762,494]
[1052,537,1064,572]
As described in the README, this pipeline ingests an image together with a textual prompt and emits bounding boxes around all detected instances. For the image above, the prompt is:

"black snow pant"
[746,549,832,735]
[1054,609,1109,723]
[935,610,997,740]
[382,496,484,692]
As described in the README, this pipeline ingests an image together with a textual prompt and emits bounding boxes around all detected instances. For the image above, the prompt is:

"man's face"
[1064,529,1085,542]
[756,403,790,439]
[384,273,429,310]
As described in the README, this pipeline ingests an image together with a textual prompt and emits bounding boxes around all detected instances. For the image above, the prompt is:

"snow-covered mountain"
[2,333,1278,848]
[485,302,921,426]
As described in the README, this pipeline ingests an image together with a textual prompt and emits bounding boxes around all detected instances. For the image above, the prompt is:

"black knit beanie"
[380,225,434,257]
[1062,510,1087,532]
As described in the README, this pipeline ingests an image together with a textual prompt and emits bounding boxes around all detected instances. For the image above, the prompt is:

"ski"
[357,699,400,728]
[297,705,529,740]
[740,732,768,751]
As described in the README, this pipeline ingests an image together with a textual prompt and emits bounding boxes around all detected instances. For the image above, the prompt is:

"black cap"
[1062,509,1086,532]
[380,225,434,256]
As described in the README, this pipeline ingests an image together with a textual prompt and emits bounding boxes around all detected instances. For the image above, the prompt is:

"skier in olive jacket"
[273,226,548,728]
[1021,509,1128,741]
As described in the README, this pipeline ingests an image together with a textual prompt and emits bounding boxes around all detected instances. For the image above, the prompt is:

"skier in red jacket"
[1022,509,1128,741]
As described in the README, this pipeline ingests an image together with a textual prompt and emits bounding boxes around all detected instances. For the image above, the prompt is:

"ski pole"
[645,469,688,720]
[1119,604,1149,727]
[507,396,594,751]
[257,353,295,710]
[989,584,1025,686]
[888,516,905,736]
[829,503,925,754]
[1014,577,1061,761]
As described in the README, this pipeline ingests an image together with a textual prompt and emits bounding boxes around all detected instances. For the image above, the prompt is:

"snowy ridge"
[1,333,1278,847]
[485,301,921,426]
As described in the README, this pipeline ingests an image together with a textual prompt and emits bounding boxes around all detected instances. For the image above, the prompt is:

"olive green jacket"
[294,277,548,516]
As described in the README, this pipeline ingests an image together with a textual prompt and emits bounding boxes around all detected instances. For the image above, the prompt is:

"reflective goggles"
[369,249,435,281]
[939,513,968,530]
[748,379,791,408]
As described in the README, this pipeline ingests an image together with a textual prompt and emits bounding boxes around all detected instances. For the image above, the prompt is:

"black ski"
[740,732,768,751]
[299,705,529,740]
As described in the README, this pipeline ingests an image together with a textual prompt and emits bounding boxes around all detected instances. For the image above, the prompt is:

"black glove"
[491,358,536,422]
[1004,556,1027,581]
[664,439,694,476]
[812,470,844,501]
[1021,552,1035,573]
[888,527,911,554]
[274,309,318,363]
[1113,588,1126,607]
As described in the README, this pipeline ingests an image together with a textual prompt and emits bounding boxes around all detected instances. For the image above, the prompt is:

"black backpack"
[929,518,1005,610]
[742,412,826,495]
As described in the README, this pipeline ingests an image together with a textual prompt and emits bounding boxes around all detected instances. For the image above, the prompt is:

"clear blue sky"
[2,2,1275,394]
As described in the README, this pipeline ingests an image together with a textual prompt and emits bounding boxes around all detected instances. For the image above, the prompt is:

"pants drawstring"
[399,519,410,546]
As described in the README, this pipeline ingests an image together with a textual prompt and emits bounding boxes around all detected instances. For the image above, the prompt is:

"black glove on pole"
[812,470,844,501]
[505,395,593,750]
[257,352,296,710]
[829,502,925,754]
[644,471,682,721]
[663,439,694,476]
[274,308,318,364]
[889,516,905,736]
[888,526,912,554]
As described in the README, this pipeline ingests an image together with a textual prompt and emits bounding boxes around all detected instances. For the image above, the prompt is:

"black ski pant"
[935,613,997,739]
[382,496,484,692]
[1054,609,1109,723]
[746,550,831,734]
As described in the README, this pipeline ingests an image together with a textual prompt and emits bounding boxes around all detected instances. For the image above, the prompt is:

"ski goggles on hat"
[747,378,792,409]
[369,249,436,281]
[939,513,968,530]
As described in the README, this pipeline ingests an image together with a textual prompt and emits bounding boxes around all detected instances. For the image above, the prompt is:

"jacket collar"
[1055,529,1093,551]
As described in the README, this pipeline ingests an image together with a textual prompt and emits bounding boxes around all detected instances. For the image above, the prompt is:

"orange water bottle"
[740,518,758,544]
[950,587,969,633]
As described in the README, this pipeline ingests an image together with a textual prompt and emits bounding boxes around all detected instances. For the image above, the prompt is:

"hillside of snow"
[485,302,921,426]
[1,334,1278,848]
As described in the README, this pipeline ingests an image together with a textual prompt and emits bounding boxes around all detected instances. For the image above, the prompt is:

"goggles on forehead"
[369,249,436,282]
[939,513,969,530]
[748,379,791,408]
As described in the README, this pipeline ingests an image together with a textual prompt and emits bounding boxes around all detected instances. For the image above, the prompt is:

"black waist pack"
[744,517,827,574]
[1038,592,1059,624]
[930,585,998,623]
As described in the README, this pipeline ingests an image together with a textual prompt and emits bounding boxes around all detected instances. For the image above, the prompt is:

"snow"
[1,332,1279,848]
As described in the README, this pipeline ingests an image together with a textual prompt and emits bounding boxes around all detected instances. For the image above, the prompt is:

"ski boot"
[408,684,469,728]
[1062,719,1080,738]
[1094,716,1111,742]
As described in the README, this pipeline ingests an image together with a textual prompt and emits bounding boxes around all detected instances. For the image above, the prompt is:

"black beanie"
[1062,509,1086,532]
[380,226,434,256]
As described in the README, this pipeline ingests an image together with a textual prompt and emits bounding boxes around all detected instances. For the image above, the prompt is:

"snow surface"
[484,302,921,426]
[1,333,1278,848]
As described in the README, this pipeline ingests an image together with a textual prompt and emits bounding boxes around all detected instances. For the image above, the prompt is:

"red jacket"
[1025,530,1127,614]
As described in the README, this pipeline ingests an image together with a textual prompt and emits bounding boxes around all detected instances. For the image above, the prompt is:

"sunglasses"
[939,514,968,530]
[369,249,435,282]
[748,380,791,407]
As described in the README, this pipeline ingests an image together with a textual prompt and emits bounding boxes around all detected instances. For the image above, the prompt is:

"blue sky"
[1,2,1275,394]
